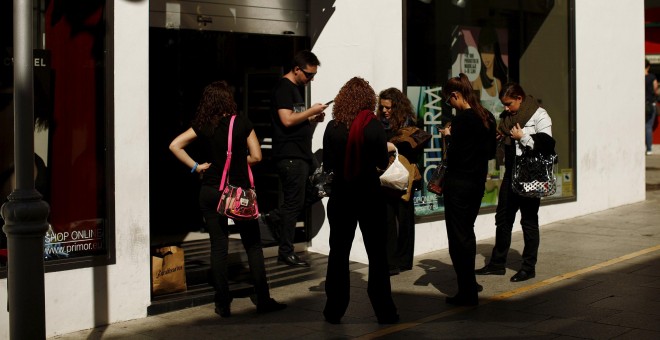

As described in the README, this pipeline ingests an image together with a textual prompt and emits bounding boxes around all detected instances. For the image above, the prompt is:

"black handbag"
[511,146,558,198]
[427,161,446,195]
[309,164,334,198]
[427,135,447,195]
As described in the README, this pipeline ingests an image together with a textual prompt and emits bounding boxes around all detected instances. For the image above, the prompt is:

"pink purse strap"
[218,115,255,191]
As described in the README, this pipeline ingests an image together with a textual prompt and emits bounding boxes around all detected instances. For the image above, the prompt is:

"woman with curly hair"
[377,87,420,275]
[169,81,286,318]
[321,77,399,324]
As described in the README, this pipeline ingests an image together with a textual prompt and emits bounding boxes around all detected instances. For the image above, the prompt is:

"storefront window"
[1,0,112,270]
[406,0,575,218]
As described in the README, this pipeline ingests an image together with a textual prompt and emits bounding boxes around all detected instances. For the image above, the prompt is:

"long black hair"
[442,73,493,129]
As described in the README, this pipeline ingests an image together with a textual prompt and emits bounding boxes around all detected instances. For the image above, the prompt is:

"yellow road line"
[356,244,660,340]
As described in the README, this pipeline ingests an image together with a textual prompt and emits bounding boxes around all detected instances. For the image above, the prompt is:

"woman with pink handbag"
[169,81,286,318]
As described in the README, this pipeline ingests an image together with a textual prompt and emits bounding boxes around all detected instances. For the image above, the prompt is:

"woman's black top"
[193,114,254,188]
[445,108,496,183]
[322,119,389,191]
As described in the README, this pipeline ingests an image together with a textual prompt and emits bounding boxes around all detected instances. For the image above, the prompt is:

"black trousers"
[324,187,398,322]
[385,196,415,270]
[199,185,270,308]
[443,177,484,296]
[488,175,541,272]
[274,159,317,257]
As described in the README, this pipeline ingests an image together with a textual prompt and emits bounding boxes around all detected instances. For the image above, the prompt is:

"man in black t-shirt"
[265,50,327,267]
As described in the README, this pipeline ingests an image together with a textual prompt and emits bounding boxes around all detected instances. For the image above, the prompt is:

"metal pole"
[1,0,50,338]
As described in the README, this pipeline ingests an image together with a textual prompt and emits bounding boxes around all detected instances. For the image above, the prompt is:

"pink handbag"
[216,116,259,220]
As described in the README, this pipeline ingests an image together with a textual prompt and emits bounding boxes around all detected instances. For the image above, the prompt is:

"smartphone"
[325,100,334,105]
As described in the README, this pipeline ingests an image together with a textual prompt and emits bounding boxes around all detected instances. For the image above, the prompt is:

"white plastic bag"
[379,147,409,191]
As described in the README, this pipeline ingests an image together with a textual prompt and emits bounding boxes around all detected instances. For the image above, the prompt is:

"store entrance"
[148,29,311,313]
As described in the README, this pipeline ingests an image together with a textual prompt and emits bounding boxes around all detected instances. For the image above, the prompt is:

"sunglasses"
[445,92,456,106]
[298,67,316,80]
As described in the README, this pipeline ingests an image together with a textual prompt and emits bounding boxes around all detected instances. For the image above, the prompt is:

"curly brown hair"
[332,77,376,129]
[192,81,237,131]
[377,87,416,131]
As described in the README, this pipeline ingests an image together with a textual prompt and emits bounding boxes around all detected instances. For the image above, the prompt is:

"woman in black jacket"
[440,73,497,306]
[322,77,399,324]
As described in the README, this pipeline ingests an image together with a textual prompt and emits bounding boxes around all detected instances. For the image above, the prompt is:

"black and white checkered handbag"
[511,147,558,198]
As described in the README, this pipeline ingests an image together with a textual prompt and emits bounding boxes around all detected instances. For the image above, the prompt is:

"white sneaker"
[647,151,653,155]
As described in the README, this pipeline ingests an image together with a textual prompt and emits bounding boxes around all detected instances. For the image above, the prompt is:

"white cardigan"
[515,107,553,156]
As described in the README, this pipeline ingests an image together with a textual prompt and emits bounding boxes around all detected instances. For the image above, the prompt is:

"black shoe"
[475,265,506,275]
[389,267,400,276]
[510,269,535,282]
[445,294,478,306]
[399,265,413,272]
[377,314,400,324]
[324,312,342,324]
[215,305,231,318]
[256,298,287,314]
[477,283,483,292]
[278,254,310,267]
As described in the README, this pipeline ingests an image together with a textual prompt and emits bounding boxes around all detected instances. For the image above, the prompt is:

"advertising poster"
[407,86,446,216]
[450,25,509,115]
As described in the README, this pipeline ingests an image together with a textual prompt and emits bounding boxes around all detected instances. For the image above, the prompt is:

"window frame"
[402,0,578,224]
[0,0,115,278]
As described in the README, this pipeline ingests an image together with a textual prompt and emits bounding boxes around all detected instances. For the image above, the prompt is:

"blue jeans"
[646,103,657,152]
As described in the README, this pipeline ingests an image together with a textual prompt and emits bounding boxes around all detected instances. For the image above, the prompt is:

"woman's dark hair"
[442,73,492,129]
[477,26,508,89]
[332,77,376,129]
[377,87,416,131]
[192,80,237,131]
[499,82,527,101]
[292,50,321,70]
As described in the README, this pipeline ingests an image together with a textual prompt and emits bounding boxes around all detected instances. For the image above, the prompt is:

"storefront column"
[0,0,50,338]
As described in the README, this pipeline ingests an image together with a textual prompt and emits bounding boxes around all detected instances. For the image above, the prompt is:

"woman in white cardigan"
[475,82,553,283]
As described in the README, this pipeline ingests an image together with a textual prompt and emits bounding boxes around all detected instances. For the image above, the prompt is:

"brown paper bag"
[151,246,187,295]
[397,154,422,202]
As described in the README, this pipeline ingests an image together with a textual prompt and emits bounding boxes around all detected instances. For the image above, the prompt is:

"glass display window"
[406,0,575,219]
[1,0,113,272]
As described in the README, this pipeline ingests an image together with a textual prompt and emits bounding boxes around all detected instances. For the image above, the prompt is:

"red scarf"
[344,109,376,181]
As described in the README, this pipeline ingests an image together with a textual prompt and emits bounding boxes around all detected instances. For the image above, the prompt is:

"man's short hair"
[292,50,320,70]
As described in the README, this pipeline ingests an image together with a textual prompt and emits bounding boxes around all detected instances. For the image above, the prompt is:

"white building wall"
[307,0,405,262]
[0,0,647,337]
[308,0,647,263]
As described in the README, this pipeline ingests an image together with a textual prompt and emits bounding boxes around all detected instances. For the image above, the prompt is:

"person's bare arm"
[246,130,262,165]
[169,127,211,173]
[278,103,328,127]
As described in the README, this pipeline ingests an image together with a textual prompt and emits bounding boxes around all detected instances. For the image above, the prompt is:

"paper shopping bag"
[151,246,187,295]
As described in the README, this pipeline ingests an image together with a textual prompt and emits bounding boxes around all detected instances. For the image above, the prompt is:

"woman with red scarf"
[321,77,399,325]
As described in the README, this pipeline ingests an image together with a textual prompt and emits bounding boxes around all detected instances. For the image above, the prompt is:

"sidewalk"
[51,154,660,339]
